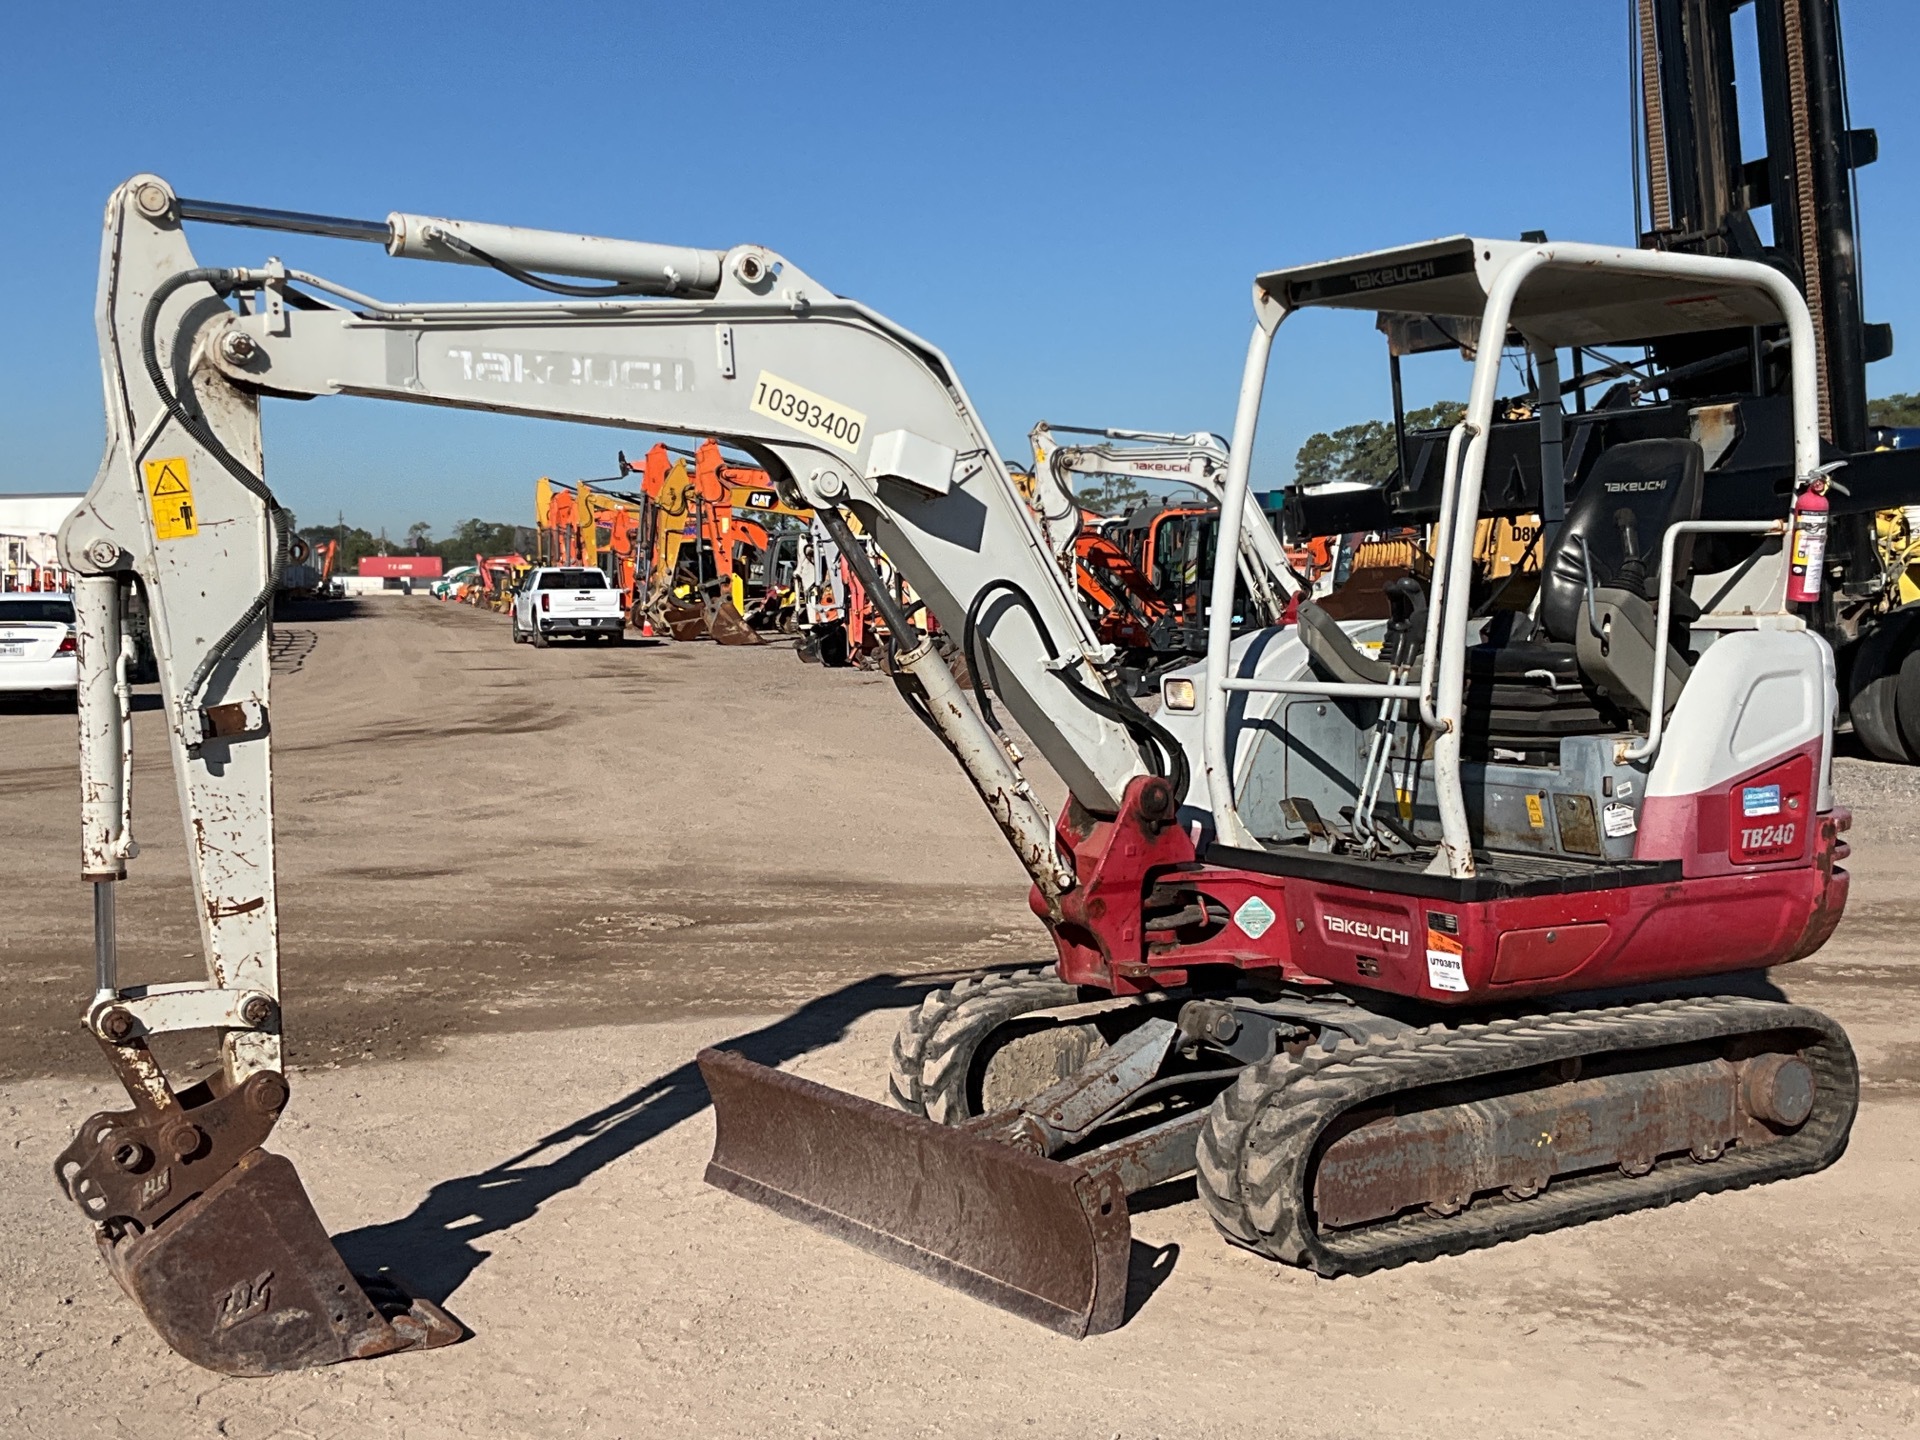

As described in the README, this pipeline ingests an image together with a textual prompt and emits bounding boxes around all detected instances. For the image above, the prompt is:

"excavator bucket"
[56,1067,459,1376]
[97,1150,461,1376]
[698,1048,1131,1337]
[662,600,709,641]
[706,599,764,646]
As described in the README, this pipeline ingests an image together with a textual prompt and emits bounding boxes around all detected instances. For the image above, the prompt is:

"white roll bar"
[1201,241,1822,875]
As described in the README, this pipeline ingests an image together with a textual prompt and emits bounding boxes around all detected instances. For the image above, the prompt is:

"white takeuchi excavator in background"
[56,171,1853,1374]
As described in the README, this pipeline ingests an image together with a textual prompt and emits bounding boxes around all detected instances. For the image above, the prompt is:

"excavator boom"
[58,175,1167,1369]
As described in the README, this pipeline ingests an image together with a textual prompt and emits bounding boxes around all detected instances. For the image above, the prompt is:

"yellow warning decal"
[143,458,198,541]
[1524,793,1546,829]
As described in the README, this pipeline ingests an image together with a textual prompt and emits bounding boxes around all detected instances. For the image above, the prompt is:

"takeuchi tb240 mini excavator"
[58,171,1853,1372]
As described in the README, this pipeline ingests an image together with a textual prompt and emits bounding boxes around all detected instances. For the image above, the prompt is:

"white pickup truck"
[510,566,626,646]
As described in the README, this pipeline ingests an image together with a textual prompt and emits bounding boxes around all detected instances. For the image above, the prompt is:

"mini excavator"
[56,0,1914,1361]
[1024,422,1295,677]
[55,164,1857,1370]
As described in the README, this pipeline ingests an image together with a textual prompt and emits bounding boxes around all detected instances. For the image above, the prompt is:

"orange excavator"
[534,477,643,615]
[459,553,527,610]
[621,438,809,643]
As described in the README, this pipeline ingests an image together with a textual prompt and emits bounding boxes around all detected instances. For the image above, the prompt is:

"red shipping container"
[358,555,443,578]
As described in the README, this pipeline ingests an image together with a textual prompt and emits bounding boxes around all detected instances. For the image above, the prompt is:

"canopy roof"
[1256,236,1785,349]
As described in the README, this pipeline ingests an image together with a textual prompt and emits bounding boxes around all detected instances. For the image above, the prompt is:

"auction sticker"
[751,371,866,455]
[1425,910,1468,993]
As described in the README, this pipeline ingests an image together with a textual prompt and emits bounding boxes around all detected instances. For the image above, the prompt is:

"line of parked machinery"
[436,423,1336,684]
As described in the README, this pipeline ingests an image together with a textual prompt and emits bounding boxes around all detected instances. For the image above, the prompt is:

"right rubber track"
[1195,995,1857,1276]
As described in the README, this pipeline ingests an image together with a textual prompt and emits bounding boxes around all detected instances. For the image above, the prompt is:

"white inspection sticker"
[1602,801,1638,838]
[1425,910,1468,992]
[1233,895,1277,939]
[1425,949,1468,992]
[750,371,866,455]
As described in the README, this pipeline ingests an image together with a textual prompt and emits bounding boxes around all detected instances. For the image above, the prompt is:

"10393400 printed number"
[750,372,867,455]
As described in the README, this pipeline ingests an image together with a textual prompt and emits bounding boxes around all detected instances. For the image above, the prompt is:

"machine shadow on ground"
[334,968,1183,1332]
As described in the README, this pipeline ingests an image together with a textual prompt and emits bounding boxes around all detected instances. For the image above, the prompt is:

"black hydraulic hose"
[426,231,659,298]
[139,267,290,715]
[962,578,1190,807]
[815,507,920,648]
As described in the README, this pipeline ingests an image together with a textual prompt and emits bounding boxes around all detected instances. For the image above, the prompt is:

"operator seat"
[1530,436,1703,716]
[1296,438,1705,743]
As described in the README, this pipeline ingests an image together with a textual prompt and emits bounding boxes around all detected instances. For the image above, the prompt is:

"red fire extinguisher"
[1785,462,1847,605]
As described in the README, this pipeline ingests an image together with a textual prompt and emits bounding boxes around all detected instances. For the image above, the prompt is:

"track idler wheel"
[888,969,1104,1123]
[55,1062,458,1376]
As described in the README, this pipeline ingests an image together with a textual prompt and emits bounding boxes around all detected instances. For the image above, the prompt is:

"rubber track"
[1195,996,1857,1276]
[886,969,1080,1123]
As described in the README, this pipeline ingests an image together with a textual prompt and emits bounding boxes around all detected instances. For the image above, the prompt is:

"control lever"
[1352,575,1425,858]
[1613,509,1648,596]
[1382,575,1424,668]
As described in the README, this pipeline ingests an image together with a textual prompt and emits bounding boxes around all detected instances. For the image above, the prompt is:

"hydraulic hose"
[424,231,660,298]
[961,579,1190,807]
[138,267,289,717]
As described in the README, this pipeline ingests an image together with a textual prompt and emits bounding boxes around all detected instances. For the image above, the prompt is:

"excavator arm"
[55,174,1164,1373]
[1028,420,1297,623]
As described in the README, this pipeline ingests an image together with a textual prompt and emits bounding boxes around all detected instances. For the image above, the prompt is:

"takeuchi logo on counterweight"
[1325,915,1410,947]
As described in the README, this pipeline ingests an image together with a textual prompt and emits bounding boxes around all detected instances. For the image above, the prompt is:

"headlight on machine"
[1162,677,1197,711]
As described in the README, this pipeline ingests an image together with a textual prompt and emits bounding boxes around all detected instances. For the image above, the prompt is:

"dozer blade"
[707,599,764,645]
[100,1150,460,1376]
[698,1047,1131,1337]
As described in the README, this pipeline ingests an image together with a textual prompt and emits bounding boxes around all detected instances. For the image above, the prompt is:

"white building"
[0,493,84,592]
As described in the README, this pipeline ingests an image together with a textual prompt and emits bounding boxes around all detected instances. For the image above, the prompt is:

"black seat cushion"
[1466,639,1580,683]
[1539,438,1704,644]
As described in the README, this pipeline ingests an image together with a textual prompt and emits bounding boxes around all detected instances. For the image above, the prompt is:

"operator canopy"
[1258,236,1785,350]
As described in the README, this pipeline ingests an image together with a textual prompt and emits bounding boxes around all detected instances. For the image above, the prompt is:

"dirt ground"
[3,598,1918,1439]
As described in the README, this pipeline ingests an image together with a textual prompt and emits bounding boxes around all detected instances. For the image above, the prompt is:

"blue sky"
[4,0,1918,537]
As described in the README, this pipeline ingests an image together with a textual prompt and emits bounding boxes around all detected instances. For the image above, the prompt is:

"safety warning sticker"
[1602,801,1638,838]
[1424,910,1468,992]
[1233,895,1277,939]
[143,458,198,541]
[1524,793,1546,829]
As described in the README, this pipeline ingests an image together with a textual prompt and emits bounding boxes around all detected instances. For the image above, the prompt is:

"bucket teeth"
[698,1047,1131,1338]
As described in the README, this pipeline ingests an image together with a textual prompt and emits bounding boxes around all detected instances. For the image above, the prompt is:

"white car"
[0,592,79,695]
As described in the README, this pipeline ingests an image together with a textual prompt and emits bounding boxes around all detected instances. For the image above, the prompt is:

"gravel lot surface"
[3,599,1916,1438]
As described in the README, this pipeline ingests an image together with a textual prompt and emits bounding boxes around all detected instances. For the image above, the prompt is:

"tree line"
[296,517,533,572]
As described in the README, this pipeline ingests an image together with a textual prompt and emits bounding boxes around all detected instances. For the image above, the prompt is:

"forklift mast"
[1636,0,1882,451]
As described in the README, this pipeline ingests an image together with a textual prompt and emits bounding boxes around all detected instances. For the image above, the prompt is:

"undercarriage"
[706,960,1855,1336]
